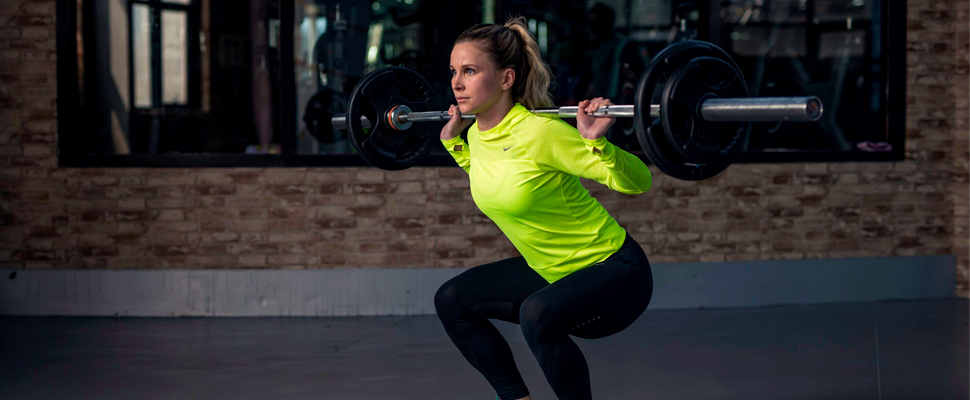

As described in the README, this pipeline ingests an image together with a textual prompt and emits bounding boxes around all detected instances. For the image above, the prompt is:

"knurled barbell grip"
[330,97,822,130]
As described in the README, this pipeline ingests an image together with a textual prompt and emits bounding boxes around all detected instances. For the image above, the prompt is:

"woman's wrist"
[580,131,605,141]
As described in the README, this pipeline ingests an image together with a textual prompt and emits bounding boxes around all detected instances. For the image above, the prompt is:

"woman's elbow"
[618,175,651,195]
[638,176,652,194]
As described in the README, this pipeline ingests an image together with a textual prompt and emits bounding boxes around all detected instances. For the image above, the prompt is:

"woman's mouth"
[456,97,469,103]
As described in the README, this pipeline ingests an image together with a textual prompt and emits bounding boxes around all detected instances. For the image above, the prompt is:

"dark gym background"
[0,0,967,399]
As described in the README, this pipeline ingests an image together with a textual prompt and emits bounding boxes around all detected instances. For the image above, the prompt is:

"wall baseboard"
[0,255,957,317]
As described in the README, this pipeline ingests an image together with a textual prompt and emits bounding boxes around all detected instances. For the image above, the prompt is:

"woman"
[434,17,654,400]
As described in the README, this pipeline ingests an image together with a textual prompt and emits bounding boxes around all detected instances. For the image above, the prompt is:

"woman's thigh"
[435,256,550,323]
[520,240,653,339]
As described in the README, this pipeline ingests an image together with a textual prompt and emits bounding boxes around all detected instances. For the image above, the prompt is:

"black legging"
[434,234,653,400]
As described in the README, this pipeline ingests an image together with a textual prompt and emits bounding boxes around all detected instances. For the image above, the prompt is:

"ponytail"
[455,17,554,109]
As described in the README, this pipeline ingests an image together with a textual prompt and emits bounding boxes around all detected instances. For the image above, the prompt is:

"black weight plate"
[346,67,440,170]
[633,40,740,181]
[661,56,748,165]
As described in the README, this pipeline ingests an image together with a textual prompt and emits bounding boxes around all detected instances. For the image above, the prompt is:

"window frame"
[57,0,906,168]
[129,0,200,110]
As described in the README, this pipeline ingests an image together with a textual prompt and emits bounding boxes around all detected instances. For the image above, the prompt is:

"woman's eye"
[465,69,475,75]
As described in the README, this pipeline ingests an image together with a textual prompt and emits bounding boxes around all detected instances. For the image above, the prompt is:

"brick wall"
[908,0,969,296]
[0,0,967,297]
[952,0,970,295]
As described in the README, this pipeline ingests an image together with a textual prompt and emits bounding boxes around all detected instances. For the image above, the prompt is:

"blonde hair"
[455,17,554,109]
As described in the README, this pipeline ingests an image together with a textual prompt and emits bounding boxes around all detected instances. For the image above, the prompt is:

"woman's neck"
[475,96,515,131]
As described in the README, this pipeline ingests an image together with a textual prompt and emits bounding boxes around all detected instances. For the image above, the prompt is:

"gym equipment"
[331,41,823,180]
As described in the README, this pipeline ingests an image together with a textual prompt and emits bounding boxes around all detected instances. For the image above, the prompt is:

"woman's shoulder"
[512,107,576,135]
[507,112,581,161]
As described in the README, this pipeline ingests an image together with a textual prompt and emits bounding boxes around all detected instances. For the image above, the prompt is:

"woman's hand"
[441,105,473,140]
[576,97,615,140]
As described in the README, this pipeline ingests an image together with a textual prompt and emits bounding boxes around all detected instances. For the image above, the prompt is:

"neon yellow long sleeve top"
[441,104,652,283]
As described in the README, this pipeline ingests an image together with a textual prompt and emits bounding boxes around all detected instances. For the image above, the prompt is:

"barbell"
[332,99,820,129]
[328,40,824,180]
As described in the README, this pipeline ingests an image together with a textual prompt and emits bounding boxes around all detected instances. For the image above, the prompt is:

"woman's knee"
[434,279,462,316]
[518,297,559,340]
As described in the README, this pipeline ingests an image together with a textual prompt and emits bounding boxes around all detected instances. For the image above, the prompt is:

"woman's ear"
[502,68,515,91]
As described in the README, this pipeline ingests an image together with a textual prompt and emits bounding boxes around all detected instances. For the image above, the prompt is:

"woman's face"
[450,42,513,115]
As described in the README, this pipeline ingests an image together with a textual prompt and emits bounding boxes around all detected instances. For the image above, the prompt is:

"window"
[58,0,904,167]
[130,0,196,153]
[131,2,193,108]
[716,0,903,160]
[60,0,287,165]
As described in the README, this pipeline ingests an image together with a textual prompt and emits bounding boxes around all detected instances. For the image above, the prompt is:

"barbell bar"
[330,97,822,131]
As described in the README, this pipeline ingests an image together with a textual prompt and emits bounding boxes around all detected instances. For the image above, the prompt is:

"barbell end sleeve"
[331,113,373,130]
[332,114,348,130]
[699,96,824,122]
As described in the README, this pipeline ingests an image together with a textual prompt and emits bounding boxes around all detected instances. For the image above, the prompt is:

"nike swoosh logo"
[503,146,513,151]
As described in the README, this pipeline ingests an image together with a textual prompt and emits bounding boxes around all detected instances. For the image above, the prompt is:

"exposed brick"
[269,207,311,219]
[239,209,267,220]
[267,232,314,243]
[20,27,48,39]
[147,198,197,209]
[238,254,267,267]
[307,170,358,184]
[356,169,385,183]
[224,196,275,208]
[267,184,313,195]
[267,254,309,265]
[226,172,263,184]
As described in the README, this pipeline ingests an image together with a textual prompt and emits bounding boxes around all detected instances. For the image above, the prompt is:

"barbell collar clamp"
[386,105,413,130]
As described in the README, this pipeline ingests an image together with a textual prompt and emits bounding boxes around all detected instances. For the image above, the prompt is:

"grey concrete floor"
[0,299,967,400]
